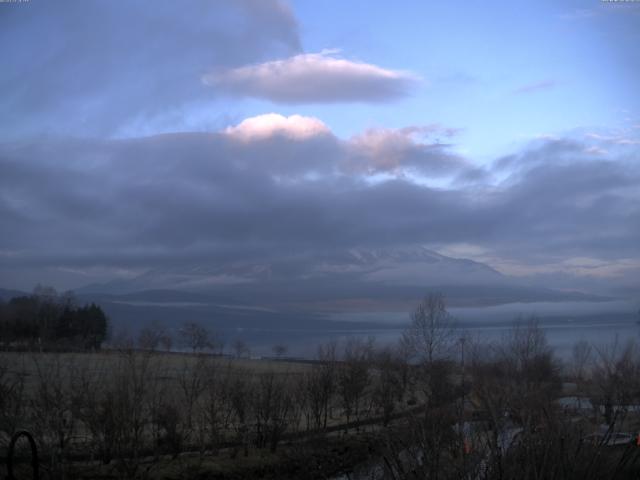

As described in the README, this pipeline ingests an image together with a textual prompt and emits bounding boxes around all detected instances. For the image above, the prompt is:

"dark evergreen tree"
[0,289,109,350]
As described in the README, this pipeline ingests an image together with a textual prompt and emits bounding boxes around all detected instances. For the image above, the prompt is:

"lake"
[237,300,640,359]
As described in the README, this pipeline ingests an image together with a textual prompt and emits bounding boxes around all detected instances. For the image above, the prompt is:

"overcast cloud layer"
[1,115,638,296]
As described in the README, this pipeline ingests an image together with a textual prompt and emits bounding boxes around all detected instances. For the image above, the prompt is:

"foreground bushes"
[2,295,640,479]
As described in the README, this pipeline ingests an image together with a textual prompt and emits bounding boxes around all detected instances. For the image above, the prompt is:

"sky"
[0,0,639,308]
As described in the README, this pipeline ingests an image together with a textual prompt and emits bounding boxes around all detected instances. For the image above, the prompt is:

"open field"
[0,350,312,391]
[0,345,418,479]
[4,321,640,479]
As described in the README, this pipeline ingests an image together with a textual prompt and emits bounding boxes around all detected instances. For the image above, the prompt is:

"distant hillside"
[0,288,28,302]
[72,247,613,313]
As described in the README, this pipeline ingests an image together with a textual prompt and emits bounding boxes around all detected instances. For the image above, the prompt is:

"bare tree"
[176,355,209,438]
[372,347,402,426]
[393,340,414,402]
[338,337,374,431]
[71,350,162,478]
[500,319,561,427]
[402,292,455,365]
[570,339,593,382]
[200,363,234,455]
[0,354,27,444]
[137,321,171,352]
[114,351,153,477]
[253,371,295,452]
[272,343,288,359]
[232,339,250,359]
[301,360,335,432]
[228,369,252,458]
[466,320,562,478]
[72,358,118,465]
[313,340,338,430]
[111,326,135,352]
[179,321,212,354]
[159,333,172,352]
[30,354,77,478]
[591,338,640,426]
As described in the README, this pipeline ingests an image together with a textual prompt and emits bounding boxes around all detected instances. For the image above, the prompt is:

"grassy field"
[7,335,638,480]
[0,348,401,479]
[0,349,312,391]
[0,349,313,373]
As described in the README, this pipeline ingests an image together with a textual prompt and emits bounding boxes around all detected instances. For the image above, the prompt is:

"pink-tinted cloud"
[203,50,419,103]
[223,113,331,141]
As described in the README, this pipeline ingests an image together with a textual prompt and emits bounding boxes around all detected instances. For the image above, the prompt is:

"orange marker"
[464,439,471,454]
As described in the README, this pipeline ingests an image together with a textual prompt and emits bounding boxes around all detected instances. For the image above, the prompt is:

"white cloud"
[496,257,640,279]
[345,126,467,176]
[223,113,331,141]
[532,133,561,141]
[204,50,419,103]
[557,9,597,21]
[585,132,640,146]
[584,146,608,156]
[221,115,471,180]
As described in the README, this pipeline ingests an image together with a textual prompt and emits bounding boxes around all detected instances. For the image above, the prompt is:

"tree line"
[0,286,108,351]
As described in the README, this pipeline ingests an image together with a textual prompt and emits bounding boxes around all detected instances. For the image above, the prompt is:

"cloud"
[0,123,638,295]
[345,126,469,176]
[218,115,470,178]
[0,0,300,137]
[585,132,640,146]
[224,113,331,141]
[557,9,598,21]
[203,50,419,103]
[584,146,609,156]
[514,80,557,94]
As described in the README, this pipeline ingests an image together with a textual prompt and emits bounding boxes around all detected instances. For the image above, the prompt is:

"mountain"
[73,247,610,313]
[74,246,505,299]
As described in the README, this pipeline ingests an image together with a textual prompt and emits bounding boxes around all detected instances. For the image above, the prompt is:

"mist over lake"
[227,300,640,358]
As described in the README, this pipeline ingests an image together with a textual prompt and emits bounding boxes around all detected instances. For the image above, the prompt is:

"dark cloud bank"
[1,125,638,312]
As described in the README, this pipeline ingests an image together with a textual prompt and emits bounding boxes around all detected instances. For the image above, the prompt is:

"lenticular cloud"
[204,50,419,103]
